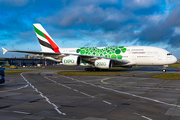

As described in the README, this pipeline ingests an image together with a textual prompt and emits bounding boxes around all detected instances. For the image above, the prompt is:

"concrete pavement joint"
[57,74,180,108]
[44,76,94,98]
[20,73,66,116]
[46,75,116,106]
[101,77,180,90]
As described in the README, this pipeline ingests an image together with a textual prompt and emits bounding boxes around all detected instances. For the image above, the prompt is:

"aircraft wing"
[2,47,130,65]
[79,54,130,65]
[3,48,62,56]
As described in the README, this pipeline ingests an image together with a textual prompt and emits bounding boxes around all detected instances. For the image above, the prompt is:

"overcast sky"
[1,0,180,58]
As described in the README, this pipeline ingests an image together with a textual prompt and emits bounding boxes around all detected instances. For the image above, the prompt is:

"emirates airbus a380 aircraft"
[2,24,177,72]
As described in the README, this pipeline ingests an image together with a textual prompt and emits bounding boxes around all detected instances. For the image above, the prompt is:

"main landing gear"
[84,68,108,71]
[85,68,101,71]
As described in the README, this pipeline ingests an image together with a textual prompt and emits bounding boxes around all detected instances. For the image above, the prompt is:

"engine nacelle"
[94,59,112,69]
[62,56,81,66]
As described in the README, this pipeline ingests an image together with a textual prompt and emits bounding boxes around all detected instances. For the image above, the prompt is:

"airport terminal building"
[0,55,58,67]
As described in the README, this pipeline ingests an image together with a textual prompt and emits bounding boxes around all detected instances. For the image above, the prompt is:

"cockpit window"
[167,53,172,55]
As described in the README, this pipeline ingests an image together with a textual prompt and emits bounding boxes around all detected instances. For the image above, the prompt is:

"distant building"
[0,60,10,67]
[25,55,43,59]
[0,58,58,66]
[177,59,180,63]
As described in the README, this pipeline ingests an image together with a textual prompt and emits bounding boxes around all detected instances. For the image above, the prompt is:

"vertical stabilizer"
[33,24,60,53]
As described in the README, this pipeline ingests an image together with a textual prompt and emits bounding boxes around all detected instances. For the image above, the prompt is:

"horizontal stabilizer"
[2,47,7,55]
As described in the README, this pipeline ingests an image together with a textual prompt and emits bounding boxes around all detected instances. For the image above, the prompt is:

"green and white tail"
[33,24,60,53]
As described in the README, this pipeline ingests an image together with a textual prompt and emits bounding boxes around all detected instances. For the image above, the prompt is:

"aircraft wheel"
[85,68,101,71]
[93,68,101,71]
[89,68,94,71]
[162,69,166,72]
[85,68,93,71]
[94,68,98,71]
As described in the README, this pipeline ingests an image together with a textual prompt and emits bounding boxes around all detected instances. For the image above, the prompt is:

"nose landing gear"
[162,65,168,73]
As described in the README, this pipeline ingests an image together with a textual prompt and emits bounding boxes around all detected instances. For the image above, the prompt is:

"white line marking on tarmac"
[103,100,112,105]
[58,75,180,108]
[79,92,94,98]
[61,84,72,89]
[0,84,29,93]
[134,112,140,116]
[141,115,153,120]
[74,89,79,92]
[134,113,153,120]
[45,76,94,98]
[20,73,66,116]
[13,111,31,115]
[49,74,118,106]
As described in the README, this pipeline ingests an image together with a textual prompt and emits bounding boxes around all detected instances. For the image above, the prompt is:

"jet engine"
[94,59,112,69]
[62,56,81,66]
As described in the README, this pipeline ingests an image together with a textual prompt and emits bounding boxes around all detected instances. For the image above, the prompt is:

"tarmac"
[0,66,180,120]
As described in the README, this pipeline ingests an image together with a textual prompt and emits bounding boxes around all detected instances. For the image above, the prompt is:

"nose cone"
[172,55,177,64]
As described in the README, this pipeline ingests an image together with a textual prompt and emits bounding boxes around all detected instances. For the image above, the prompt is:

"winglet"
[2,47,7,55]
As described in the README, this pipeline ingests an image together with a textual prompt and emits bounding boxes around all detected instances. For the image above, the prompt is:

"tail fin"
[33,23,60,53]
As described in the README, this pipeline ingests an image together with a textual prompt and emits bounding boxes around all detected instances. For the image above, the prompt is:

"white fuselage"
[57,46,177,66]
[120,46,177,66]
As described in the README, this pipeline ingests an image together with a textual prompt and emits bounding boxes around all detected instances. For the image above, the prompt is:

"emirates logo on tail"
[43,33,60,53]
[33,24,60,53]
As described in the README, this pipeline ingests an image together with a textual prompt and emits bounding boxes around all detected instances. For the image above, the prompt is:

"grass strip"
[151,73,180,80]
[169,63,180,69]
[5,70,33,75]
[57,71,127,76]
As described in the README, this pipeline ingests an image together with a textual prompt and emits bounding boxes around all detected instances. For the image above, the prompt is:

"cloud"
[96,40,108,47]
[166,6,180,26]
[173,27,180,36]
[38,3,135,33]
[38,4,105,29]
[0,0,180,58]
[135,6,180,48]
[122,0,159,9]
[168,35,180,48]
[0,0,29,7]
[14,30,37,44]
[37,0,180,49]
